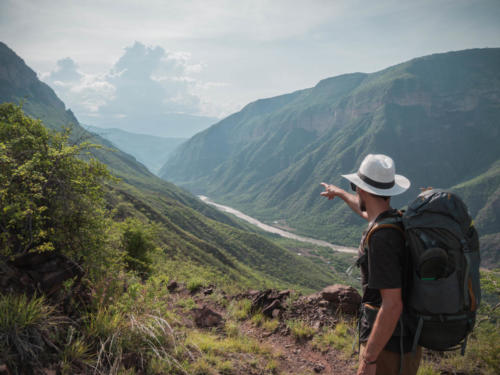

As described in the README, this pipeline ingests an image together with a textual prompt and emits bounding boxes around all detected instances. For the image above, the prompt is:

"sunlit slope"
[161,48,500,264]
[0,41,346,292]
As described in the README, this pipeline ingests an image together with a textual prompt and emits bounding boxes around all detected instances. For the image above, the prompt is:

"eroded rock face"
[249,289,291,318]
[193,306,223,328]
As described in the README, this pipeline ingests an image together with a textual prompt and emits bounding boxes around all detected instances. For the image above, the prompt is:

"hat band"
[357,171,395,189]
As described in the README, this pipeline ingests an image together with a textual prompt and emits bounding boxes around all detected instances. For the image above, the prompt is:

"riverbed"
[199,196,357,254]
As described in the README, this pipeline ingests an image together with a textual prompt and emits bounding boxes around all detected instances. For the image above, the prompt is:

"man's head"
[342,154,410,207]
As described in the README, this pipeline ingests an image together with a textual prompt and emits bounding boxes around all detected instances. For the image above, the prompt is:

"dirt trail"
[240,320,357,375]
[185,287,359,375]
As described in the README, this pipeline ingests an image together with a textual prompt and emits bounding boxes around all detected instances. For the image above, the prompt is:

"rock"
[314,363,325,373]
[193,306,223,328]
[0,252,83,296]
[278,289,291,298]
[320,284,361,315]
[203,287,214,295]
[167,280,178,292]
[272,309,281,319]
[262,299,282,317]
[318,300,329,307]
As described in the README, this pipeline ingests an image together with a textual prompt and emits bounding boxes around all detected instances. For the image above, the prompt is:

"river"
[198,196,357,254]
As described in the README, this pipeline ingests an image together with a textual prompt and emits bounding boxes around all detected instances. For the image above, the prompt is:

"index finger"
[320,182,329,188]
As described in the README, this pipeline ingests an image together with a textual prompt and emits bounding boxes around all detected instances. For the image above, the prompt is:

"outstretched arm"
[320,182,368,220]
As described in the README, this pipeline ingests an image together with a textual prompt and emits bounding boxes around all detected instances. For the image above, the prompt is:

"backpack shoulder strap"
[362,215,404,250]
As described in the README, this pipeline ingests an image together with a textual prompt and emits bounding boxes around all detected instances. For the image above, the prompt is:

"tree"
[0,103,110,260]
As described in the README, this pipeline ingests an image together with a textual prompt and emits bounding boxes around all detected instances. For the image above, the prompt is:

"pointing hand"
[320,182,341,200]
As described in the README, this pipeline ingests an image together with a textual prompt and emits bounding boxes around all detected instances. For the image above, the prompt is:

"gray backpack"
[402,189,480,353]
[365,189,481,353]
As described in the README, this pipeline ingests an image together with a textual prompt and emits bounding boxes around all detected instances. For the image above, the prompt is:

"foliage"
[286,319,317,341]
[187,276,207,293]
[0,294,63,372]
[161,49,500,265]
[227,298,253,321]
[251,312,279,332]
[311,319,356,359]
[120,218,156,277]
[0,103,110,260]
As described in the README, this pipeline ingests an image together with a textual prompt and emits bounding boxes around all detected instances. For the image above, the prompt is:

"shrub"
[0,103,110,260]
[0,294,62,371]
[121,219,155,277]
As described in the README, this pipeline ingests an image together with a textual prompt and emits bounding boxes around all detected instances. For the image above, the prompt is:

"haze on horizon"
[1,0,499,137]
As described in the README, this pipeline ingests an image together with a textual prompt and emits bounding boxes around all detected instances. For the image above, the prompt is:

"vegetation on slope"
[160,48,500,267]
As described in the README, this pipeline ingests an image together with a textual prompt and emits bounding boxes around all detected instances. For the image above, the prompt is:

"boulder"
[321,284,361,315]
[193,306,223,328]
[167,280,178,292]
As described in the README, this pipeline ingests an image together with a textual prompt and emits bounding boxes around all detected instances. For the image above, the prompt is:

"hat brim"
[342,173,410,196]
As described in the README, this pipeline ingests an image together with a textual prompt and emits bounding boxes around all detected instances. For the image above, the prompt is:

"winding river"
[199,196,357,254]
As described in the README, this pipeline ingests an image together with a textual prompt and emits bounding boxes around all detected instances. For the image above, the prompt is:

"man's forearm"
[338,190,365,219]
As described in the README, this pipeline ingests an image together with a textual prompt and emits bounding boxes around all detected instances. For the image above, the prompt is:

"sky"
[1,0,500,137]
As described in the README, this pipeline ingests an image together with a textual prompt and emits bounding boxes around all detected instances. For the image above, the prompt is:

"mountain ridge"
[161,48,500,267]
[0,40,349,292]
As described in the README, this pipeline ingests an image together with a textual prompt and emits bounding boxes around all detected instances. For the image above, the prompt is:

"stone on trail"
[193,306,223,328]
[320,284,361,315]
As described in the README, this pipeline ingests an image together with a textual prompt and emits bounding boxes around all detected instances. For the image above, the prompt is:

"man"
[320,154,421,375]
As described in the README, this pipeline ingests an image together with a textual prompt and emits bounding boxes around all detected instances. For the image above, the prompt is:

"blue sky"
[1,0,499,136]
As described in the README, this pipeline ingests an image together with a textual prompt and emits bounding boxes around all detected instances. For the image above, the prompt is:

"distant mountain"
[82,111,218,139]
[0,41,348,291]
[160,48,500,268]
[83,125,186,174]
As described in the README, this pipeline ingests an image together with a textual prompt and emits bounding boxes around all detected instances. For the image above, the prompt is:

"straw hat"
[342,154,410,196]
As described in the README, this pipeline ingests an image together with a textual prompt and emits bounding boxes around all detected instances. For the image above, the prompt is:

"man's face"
[357,187,367,212]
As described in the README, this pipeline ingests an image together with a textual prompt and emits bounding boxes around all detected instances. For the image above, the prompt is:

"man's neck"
[366,200,392,223]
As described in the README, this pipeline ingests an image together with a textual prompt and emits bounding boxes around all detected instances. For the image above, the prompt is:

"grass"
[0,294,62,371]
[186,330,269,356]
[176,297,198,311]
[224,320,240,338]
[286,319,317,341]
[227,298,253,321]
[251,312,280,332]
[311,319,356,359]
[187,277,207,293]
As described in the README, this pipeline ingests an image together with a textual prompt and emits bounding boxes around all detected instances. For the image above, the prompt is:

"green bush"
[121,219,155,277]
[0,103,110,260]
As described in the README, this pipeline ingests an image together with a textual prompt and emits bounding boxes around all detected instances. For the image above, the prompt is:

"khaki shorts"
[360,344,422,375]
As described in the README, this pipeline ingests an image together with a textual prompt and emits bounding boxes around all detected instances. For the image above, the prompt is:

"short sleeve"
[367,228,405,290]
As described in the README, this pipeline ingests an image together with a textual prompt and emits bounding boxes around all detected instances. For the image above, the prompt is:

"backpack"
[363,189,481,354]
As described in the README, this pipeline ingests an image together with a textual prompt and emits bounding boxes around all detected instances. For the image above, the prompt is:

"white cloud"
[3,0,499,132]
[41,41,225,135]
[44,58,116,114]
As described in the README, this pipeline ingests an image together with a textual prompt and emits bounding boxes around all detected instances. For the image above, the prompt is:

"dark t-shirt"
[358,209,412,352]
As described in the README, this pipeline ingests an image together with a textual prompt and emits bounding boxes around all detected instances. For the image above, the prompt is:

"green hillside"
[0,41,349,293]
[161,48,500,267]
